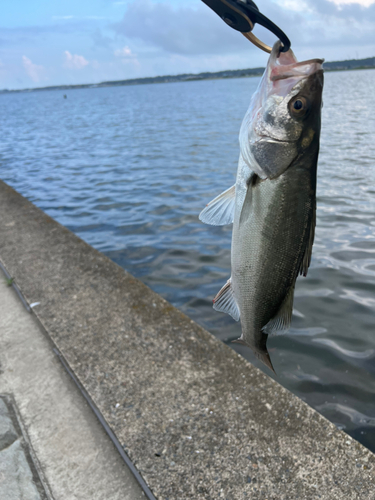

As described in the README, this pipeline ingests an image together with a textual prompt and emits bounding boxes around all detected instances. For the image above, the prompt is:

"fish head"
[240,41,324,179]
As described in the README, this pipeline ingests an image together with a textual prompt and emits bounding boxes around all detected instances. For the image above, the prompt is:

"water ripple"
[1,69,375,451]
[312,338,375,360]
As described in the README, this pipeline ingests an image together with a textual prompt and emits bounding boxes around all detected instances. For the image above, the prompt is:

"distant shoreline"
[1,56,374,94]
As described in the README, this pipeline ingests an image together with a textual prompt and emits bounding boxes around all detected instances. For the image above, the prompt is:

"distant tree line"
[1,57,375,94]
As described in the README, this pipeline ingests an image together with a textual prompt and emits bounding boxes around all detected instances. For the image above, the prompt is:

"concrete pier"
[0,179,375,499]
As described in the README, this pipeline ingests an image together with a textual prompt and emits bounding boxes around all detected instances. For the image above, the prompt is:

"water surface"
[1,70,375,450]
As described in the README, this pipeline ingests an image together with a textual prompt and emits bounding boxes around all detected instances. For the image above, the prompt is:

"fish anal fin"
[199,185,235,226]
[213,278,240,321]
[232,337,276,374]
[254,349,276,374]
[299,200,316,277]
[263,285,295,335]
[232,337,246,346]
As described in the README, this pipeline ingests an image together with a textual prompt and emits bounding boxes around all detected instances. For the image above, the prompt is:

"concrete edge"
[52,347,157,500]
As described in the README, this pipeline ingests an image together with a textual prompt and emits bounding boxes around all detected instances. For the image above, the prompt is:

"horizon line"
[1,55,374,94]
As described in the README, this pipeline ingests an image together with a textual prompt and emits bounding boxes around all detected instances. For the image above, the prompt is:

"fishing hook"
[201,0,291,53]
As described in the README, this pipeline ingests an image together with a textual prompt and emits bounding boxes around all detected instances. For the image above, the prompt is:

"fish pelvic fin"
[232,337,276,374]
[213,278,240,321]
[199,185,235,226]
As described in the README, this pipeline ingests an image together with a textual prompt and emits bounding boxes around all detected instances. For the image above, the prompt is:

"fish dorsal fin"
[299,200,316,277]
[199,185,236,226]
[213,278,240,321]
[263,285,295,335]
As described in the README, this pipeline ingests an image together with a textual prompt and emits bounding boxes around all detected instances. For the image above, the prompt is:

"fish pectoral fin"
[213,278,240,321]
[199,185,235,226]
[263,285,295,335]
[299,200,316,277]
[239,173,257,225]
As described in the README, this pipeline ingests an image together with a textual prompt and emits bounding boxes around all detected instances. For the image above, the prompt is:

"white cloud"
[114,46,139,66]
[22,56,45,82]
[112,0,244,56]
[112,0,375,62]
[3,0,375,90]
[114,46,134,57]
[274,0,312,11]
[328,0,375,4]
[63,51,89,69]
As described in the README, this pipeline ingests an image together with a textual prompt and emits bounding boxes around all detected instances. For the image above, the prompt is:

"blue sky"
[1,0,375,89]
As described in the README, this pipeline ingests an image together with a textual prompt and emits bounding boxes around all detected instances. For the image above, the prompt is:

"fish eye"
[289,96,309,117]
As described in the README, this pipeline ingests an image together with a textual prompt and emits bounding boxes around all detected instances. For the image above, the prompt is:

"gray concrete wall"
[0,179,374,500]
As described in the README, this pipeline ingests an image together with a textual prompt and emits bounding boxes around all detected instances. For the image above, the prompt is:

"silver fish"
[200,42,324,372]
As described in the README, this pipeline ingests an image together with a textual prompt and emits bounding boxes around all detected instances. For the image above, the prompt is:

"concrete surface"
[0,179,375,500]
[0,278,146,500]
[0,396,45,500]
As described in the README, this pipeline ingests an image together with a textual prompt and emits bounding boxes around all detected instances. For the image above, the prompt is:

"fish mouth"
[256,135,292,144]
[267,41,324,97]
[271,59,324,82]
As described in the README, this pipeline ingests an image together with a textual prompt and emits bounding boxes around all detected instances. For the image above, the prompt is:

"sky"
[1,0,375,90]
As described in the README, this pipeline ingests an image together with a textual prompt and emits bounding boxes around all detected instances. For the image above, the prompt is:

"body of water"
[1,69,375,451]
